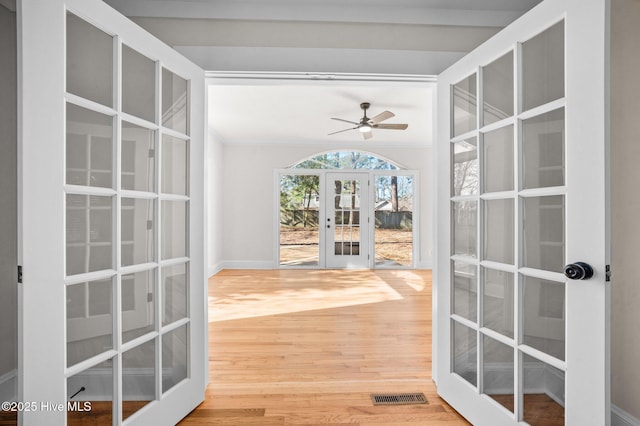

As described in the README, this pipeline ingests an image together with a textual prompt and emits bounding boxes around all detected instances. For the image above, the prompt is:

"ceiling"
[105,0,542,26]
[105,0,541,146]
[208,81,433,146]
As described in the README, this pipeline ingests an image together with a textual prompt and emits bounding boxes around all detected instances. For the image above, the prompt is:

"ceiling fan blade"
[328,127,357,136]
[363,131,373,140]
[331,117,359,125]
[374,123,408,130]
[370,110,395,124]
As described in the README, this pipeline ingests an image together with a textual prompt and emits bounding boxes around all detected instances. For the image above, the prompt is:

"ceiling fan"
[329,102,408,140]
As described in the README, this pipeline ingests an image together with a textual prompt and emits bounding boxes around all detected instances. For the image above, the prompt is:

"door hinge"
[147,220,153,230]
[17,265,22,284]
[606,264,611,282]
[147,292,153,303]
[148,149,155,158]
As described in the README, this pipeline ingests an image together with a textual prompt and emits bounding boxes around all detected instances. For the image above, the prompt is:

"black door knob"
[563,262,594,280]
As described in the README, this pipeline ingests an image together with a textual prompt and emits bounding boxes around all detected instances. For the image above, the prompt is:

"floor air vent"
[370,393,428,405]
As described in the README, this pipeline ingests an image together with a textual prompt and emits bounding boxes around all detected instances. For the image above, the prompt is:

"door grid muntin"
[64,10,192,424]
[448,20,568,423]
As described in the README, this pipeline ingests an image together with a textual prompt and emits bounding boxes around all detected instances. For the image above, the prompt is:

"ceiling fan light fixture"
[329,103,407,139]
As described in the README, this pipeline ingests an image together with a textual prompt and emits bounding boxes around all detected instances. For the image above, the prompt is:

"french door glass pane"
[66,194,113,275]
[522,21,564,112]
[121,198,155,266]
[66,13,113,108]
[452,138,478,196]
[63,8,195,424]
[523,276,565,361]
[122,339,156,420]
[523,195,565,273]
[121,122,155,192]
[66,103,113,188]
[482,334,514,413]
[374,175,413,267]
[67,359,113,424]
[483,126,514,193]
[453,73,477,137]
[278,174,320,266]
[482,268,514,338]
[162,68,189,135]
[483,51,514,125]
[161,200,187,260]
[453,260,477,322]
[452,320,477,387]
[334,225,360,255]
[66,279,113,367]
[162,263,188,326]
[122,44,156,123]
[162,135,188,195]
[522,353,565,424]
[483,199,514,265]
[333,179,361,256]
[122,270,155,343]
[522,108,565,190]
[162,324,188,393]
[447,14,571,424]
[452,201,477,257]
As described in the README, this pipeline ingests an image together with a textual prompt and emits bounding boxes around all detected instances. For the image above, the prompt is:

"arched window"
[289,150,403,170]
[280,150,415,269]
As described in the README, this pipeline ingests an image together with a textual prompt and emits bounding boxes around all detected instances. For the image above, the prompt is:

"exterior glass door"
[325,173,369,268]
[435,0,610,424]
[19,0,206,424]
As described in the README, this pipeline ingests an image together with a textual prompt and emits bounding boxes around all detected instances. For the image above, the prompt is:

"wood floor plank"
[2,269,563,425]
[183,408,266,418]
[181,269,471,426]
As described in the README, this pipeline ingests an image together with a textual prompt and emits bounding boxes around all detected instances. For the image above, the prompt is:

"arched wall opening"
[278,150,418,269]
[210,139,433,271]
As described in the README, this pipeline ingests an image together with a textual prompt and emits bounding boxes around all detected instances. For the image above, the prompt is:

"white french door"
[435,0,610,425]
[19,0,206,424]
[325,173,369,268]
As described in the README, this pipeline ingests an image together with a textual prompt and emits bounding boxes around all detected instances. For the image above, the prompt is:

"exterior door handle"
[563,262,594,280]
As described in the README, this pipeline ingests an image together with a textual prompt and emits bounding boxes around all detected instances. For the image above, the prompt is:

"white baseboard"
[222,260,275,270]
[613,405,640,426]
[67,367,183,401]
[215,260,432,271]
[415,260,433,269]
[208,262,224,277]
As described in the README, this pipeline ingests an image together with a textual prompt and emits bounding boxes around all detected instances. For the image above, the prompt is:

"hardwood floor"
[0,269,565,425]
[180,269,470,425]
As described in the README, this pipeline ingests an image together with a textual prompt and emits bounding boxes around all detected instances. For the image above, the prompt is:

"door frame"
[275,167,420,269]
[324,172,370,269]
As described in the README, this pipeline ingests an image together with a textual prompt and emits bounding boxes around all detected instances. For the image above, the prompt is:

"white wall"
[611,0,640,422]
[207,128,225,275]
[218,142,432,269]
[0,3,17,396]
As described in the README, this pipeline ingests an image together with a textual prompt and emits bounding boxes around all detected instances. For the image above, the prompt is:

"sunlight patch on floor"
[208,272,404,322]
[384,270,427,291]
